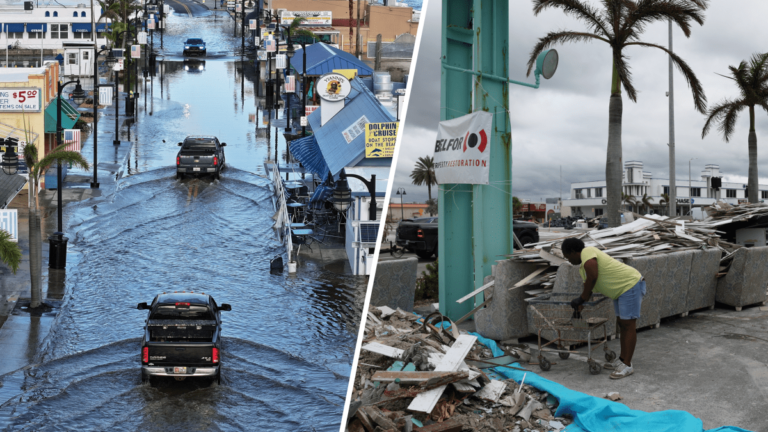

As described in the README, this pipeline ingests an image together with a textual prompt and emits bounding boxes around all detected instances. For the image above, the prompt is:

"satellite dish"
[535,49,559,80]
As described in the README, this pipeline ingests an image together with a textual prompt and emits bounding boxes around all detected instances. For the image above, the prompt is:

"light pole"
[284,31,294,132]
[689,157,698,217]
[111,29,137,145]
[396,187,406,220]
[668,19,677,218]
[1,138,19,175]
[300,40,307,137]
[52,79,87,269]
[339,172,377,221]
[91,47,116,188]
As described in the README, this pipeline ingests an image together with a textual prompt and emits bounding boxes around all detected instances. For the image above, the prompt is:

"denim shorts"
[613,279,646,320]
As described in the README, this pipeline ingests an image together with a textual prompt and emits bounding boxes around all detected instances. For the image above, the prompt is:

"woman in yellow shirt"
[562,237,646,379]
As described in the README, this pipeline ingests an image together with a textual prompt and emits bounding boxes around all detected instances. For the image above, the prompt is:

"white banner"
[433,111,493,185]
[279,11,332,26]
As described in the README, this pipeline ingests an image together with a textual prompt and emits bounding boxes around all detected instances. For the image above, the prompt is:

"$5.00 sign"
[0,88,42,112]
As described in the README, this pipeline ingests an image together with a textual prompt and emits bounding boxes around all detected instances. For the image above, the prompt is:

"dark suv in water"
[176,136,226,180]
[183,38,206,56]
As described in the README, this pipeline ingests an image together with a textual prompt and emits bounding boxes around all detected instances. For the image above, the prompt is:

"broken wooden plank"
[511,266,550,289]
[453,296,493,325]
[539,249,567,266]
[456,280,495,304]
[408,335,477,413]
[473,379,507,403]
[371,370,468,384]
[362,342,404,359]
[414,418,462,432]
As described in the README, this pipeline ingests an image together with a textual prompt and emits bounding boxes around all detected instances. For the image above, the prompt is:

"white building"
[562,161,765,218]
[0,3,112,74]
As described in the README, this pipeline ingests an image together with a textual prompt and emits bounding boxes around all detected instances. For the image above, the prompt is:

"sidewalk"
[0,92,135,376]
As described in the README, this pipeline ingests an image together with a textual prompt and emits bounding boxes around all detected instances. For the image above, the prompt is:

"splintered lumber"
[408,335,477,413]
[510,266,550,289]
[456,280,495,304]
[453,296,493,325]
[539,249,567,266]
[371,370,469,384]
[474,379,507,403]
[362,343,404,359]
[414,419,463,432]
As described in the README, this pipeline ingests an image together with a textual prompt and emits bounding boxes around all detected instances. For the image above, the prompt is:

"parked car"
[396,217,438,259]
[176,135,226,180]
[513,220,539,248]
[137,292,231,384]
[183,38,206,56]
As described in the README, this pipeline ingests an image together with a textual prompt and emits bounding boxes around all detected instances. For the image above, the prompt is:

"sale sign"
[0,88,42,112]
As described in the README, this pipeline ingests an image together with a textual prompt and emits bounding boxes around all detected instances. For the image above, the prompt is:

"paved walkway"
[0,92,134,375]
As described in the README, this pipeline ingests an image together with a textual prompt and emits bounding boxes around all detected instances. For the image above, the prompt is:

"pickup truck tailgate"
[397,224,421,240]
[147,342,217,366]
[179,154,215,167]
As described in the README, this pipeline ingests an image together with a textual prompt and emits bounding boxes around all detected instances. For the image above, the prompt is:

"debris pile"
[508,210,748,301]
[348,306,575,432]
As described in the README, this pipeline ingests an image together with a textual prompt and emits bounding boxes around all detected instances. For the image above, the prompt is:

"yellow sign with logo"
[333,69,358,80]
[365,122,398,158]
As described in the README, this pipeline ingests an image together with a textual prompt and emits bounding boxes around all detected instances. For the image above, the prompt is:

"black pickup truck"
[137,292,231,384]
[176,135,226,180]
[396,217,540,258]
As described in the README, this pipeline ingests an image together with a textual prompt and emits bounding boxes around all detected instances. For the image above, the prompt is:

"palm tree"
[410,156,437,215]
[0,230,21,275]
[23,133,90,308]
[622,192,637,212]
[659,193,670,215]
[640,193,654,214]
[702,53,768,204]
[426,198,438,216]
[526,0,708,227]
[284,17,318,41]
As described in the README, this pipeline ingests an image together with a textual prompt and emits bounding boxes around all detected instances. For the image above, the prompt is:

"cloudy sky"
[390,0,768,204]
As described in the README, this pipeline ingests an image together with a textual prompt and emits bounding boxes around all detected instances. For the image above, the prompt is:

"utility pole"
[668,19,677,218]
[356,0,361,58]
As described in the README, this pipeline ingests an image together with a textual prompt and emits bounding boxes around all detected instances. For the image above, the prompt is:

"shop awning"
[289,134,329,179]
[96,23,111,33]
[26,23,47,33]
[44,97,80,133]
[4,24,24,33]
[71,23,91,33]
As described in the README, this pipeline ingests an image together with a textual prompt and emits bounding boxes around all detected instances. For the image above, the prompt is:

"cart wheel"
[605,350,617,362]
[589,361,602,375]
[559,351,570,360]
[539,356,551,371]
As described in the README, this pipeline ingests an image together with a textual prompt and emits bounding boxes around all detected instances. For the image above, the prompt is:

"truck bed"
[147,319,217,342]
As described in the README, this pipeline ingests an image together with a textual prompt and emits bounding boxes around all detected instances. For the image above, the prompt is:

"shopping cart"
[528,293,616,375]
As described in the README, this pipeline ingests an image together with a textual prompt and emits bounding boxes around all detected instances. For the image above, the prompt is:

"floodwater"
[0,9,364,431]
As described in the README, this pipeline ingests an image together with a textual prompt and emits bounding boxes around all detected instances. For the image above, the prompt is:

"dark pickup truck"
[137,292,231,383]
[396,217,540,258]
[176,135,226,180]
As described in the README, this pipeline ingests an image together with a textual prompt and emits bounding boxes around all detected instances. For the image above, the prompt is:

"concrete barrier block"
[686,248,721,312]
[716,247,768,308]
[369,257,418,312]
[626,255,663,329]
[475,260,541,340]
[659,250,694,318]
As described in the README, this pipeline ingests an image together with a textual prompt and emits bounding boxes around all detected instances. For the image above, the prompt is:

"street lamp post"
[689,157,698,217]
[396,188,406,220]
[52,79,87,269]
[338,172,377,221]
[1,138,19,175]
[111,29,138,145]
[301,40,307,137]
[91,47,115,188]
[284,34,294,133]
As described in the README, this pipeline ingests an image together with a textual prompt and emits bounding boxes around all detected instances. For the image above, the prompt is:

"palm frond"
[532,0,612,37]
[701,98,743,139]
[720,103,747,142]
[36,150,91,177]
[0,230,21,274]
[526,31,609,76]
[625,41,706,112]
[748,52,768,90]
[622,0,705,40]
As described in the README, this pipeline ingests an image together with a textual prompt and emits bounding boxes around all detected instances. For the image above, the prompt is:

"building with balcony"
[562,161,765,218]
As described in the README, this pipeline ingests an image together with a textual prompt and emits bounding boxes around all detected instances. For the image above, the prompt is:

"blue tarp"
[309,185,333,210]
[290,42,373,76]
[469,333,752,432]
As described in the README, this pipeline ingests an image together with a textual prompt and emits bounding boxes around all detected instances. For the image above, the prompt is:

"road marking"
[168,0,192,16]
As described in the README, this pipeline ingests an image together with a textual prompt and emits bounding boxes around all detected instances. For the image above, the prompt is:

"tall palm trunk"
[748,106,758,204]
[606,93,624,227]
[29,187,43,308]
[427,184,432,216]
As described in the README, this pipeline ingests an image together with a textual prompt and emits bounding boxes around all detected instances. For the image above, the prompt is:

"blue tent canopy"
[4,24,23,33]
[26,23,47,32]
[71,23,91,33]
[290,43,374,76]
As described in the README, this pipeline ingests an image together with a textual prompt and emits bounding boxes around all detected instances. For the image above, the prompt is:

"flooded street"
[0,7,364,431]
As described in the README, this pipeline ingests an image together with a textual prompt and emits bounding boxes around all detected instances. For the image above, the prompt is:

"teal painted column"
[439,0,511,320]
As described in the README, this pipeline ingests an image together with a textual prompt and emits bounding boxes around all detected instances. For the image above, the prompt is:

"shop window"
[762,191,768,199]
[51,24,68,39]
[74,31,91,39]
[595,188,602,198]
[690,188,701,197]
[726,189,737,198]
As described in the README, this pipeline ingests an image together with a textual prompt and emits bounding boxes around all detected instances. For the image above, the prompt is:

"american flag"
[265,39,276,53]
[63,129,81,152]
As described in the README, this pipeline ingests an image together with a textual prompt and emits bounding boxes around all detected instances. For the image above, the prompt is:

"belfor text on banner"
[433,111,493,185]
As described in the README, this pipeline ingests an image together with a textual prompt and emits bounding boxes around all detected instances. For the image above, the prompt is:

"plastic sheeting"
[469,333,752,432]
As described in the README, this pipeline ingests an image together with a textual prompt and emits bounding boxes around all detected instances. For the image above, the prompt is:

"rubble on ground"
[348,306,576,432]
